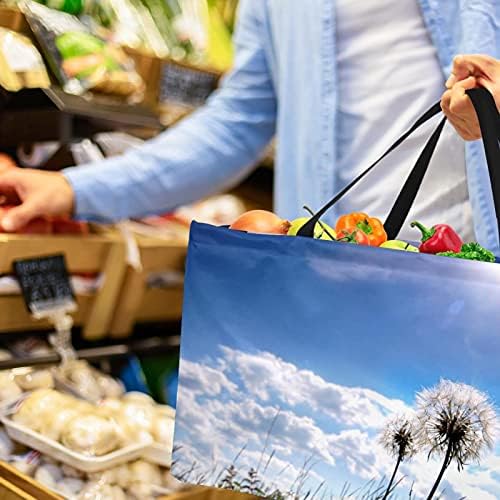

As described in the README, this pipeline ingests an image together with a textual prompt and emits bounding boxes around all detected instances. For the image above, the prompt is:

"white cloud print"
[173,346,500,499]
[219,346,409,428]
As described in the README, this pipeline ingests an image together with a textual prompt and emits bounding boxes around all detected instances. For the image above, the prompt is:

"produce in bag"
[83,0,170,58]
[229,210,291,235]
[10,389,124,455]
[22,0,144,97]
[0,28,50,91]
[230,208,496,263]
[53,359,125,402]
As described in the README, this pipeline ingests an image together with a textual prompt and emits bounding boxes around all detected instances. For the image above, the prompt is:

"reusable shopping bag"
[172,88,500,500]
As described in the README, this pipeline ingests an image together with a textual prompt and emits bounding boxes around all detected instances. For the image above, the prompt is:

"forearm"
[64,93,275,222]
[63,0,276,223]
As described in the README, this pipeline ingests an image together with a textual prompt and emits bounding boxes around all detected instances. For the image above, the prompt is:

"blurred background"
[0,1,275,499]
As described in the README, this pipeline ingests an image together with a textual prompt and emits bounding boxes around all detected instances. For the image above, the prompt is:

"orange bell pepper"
[335,212,388,247]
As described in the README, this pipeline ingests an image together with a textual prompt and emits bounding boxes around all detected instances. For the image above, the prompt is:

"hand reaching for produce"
[441,54,500,140]
[0,169,75,232]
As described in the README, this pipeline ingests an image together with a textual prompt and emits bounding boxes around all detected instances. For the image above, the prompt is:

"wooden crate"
[0,7,30,35]
[0,462,62,500]
[161,486,257,500]
[109,234,187,337]
[0,228,127,340]
[124,47,163,109]
[109,185,275,337]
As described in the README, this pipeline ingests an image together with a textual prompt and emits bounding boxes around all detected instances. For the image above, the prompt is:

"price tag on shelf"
[13,254,77,363]
[13,254,76,317]
[159,61,220,107]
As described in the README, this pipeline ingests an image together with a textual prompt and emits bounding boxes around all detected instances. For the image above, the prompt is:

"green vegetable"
[141,0,183,52]
[437,242,496,263]
[55,32,105,59]
[45,0,83,15]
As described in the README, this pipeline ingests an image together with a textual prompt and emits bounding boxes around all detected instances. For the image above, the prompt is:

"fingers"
[449,77,477,115]
[1,200,40,232]
[446,55,468,88]
[446,54,497,88]
[441,77,482,141]
[442,77,475,114]
[456,54,497,75]
[0,170,20,191]
[0,170,37,231]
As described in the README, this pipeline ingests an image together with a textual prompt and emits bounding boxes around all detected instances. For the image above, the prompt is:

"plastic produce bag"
[172,89,500,498]
[22,0,144,98]
[0,27,49,91]
[83,0,170,58]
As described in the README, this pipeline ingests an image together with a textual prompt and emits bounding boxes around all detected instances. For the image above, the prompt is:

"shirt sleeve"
[63,0,276,223]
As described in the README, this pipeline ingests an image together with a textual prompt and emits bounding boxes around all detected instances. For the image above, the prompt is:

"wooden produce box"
[126,50,222,125]
[110,233,187,337]
[0,227,127,340]
[0,7,30,35]
[0,462,62,500]
[161,486,257,500]
[125,47,163,110]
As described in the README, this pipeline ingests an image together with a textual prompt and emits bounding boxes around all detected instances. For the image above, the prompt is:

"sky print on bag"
[172,223,500,500]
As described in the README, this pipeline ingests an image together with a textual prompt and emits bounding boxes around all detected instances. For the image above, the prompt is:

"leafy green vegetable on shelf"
[437,242,496,263]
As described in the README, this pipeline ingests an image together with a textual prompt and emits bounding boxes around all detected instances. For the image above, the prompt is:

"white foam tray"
[1,416,149,473]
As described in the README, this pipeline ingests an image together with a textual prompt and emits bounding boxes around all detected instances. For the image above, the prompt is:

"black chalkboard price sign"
[159,61,220,107]
[13,254,76,316]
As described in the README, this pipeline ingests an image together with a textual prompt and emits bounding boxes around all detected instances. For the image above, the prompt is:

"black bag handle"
[383,117,446,238]
[298,87,500,241]
[297,101,442,237]
[384,88,500,239]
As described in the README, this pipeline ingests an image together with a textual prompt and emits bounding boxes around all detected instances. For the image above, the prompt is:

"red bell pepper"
[410,221,463,254]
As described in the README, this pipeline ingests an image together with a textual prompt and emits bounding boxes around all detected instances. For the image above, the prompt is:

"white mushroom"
[61,414,120,456]
[129,460,163,485]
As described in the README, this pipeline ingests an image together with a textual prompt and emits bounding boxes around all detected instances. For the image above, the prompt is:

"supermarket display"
[23,1,145,98]
[0,359,178,498]
[2,0,236,73]
[0,2,240,499]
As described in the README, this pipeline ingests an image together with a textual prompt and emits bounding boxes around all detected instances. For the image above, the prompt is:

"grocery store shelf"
[0,335,180,370]
[0,87,162,148]
[42,88,162,129]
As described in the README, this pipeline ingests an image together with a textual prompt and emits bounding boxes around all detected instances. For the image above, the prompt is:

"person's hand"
[0,168,75,231]
[441,54,500,141]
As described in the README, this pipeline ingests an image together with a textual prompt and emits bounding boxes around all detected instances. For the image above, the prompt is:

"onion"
[229,210,291,234]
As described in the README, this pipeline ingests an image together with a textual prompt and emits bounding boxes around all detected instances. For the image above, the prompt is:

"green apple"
[380,240,419,252]
[288,217,337,240]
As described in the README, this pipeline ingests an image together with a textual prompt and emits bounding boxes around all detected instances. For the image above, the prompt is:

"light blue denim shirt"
[64,0,500,252]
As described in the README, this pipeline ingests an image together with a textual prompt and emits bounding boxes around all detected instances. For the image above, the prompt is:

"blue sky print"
[172,223,500,499]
